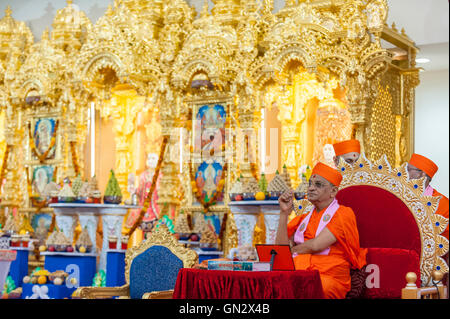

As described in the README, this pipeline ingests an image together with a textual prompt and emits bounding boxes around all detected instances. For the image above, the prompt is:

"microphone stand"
[270,249,277,271]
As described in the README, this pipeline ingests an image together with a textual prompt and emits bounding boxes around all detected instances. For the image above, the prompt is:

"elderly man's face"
[334,152,360,167]
[307,174,337,203]
[407,163,425,180]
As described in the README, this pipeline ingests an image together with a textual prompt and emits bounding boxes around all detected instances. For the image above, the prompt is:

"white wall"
[415,69,449,197]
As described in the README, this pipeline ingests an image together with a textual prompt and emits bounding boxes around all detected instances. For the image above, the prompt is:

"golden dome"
[51,0,92,51]
[0,6,14,34]
[0,6,34,58]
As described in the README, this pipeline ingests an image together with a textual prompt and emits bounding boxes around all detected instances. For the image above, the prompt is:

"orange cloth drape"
[287,205,367,299]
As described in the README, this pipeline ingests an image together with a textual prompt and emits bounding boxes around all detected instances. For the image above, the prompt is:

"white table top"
[228,200,280,206]
[41,251,98,257]
[10,247,33,251]
[49,203,141,209]
[0,249,17,261]
[193,248,223,256]
[178,240,201,246]
[105,249,128,254]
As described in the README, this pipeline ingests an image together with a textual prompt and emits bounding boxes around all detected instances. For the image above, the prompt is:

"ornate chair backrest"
[124,224,198,299]
[295,154,448,287]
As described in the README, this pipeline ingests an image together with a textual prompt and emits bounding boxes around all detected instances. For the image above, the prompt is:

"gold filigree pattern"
[368,82,396,164]
[125,224,198,284]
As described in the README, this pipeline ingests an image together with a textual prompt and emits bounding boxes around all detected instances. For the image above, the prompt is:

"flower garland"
[26,166,47,213]
[189,159,228,214]
[244,135,259,181]
[187,102,231,214]
[28,120,59,163]
[126,136,168,236]
[218,211,228,247]
[69,141,80,176]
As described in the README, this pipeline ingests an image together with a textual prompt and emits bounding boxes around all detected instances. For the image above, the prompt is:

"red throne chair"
[295,154,448,299]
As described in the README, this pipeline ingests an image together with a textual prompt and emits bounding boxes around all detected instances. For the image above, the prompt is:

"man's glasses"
[308,181,330,189]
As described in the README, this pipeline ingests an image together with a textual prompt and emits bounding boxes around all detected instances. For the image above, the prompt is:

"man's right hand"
[279,190,294,216]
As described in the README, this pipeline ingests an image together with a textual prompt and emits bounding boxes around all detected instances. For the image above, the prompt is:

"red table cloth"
[173,268,324,299]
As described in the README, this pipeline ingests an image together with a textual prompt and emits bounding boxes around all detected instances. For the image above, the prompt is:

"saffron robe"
[287,204,367,299]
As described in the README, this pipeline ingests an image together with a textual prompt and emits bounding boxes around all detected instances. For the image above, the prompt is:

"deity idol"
[33,168,48,197]
[124,153,161,232]
[203,164,217,202]
[35,119,54,157]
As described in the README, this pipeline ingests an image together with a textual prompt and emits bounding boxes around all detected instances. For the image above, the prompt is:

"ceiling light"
[416,58,430,64]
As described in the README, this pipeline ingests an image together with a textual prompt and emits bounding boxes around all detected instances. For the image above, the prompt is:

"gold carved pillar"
[399,70,420,165]
[64,96,79,179]
[157,120,181,219]
[155,79,183,219]
[1,99,22,209]
[237,111,258,181]
[234,70,260,184]
[346,77,370,155]
[100,86,141,198]
[278,70,336,184]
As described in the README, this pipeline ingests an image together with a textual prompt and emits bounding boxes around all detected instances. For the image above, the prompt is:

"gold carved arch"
[362,50,392,79]
[20,79,46,100]
[81,52,125,80]
[256,45,352,182]
[172,58,218,90]
[269,44,318,75]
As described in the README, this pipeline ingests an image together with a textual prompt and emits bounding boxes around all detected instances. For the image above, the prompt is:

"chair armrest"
[142,289,174,299]
[401,271,448,299]
[72,284,130,299]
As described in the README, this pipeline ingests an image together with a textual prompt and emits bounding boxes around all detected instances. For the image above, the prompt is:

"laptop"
[255,244,296,271]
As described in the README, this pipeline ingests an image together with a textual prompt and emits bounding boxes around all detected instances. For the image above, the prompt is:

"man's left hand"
[291,244,304,255]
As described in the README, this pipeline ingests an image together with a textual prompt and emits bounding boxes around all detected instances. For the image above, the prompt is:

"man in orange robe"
[407,154,449,240]
[333,139,361,167]
[276,162,367,299]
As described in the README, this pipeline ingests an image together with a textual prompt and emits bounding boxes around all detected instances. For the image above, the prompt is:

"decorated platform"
[42,251,98,287]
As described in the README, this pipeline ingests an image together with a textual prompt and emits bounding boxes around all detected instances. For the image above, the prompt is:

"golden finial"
[67,0,73,6]
[432,270,444,283]
[106,4,114,16]
[42,27,50,41]
[391,22,398,32]
[5,5,12,17]
[263,0,274,13]
[405,272,417,287]
[200,0,209,18]
[401,27,408,37]
[286,0,297,7]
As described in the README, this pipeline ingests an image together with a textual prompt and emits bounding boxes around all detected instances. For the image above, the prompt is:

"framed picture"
[195,161,224,204]
[193,104,226,158]
[31,213,52,244]
[32,117,57,160]
[192,102,230,204]
[31,165,55,197]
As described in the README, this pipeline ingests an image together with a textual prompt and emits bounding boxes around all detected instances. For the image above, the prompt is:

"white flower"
[298,165,309,178]
[354,172,368,183]
[413,203,426,217]
[424,239,435,254]
[388,178,400,190]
